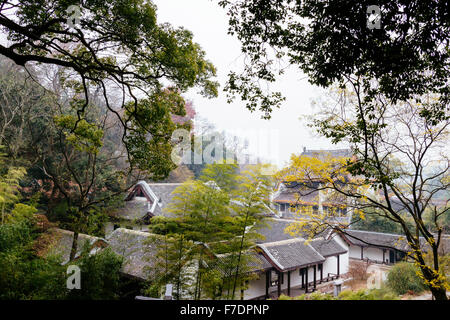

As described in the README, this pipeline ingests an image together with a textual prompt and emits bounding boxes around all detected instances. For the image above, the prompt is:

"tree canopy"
[0,0,218,175]
[219,0,449,122]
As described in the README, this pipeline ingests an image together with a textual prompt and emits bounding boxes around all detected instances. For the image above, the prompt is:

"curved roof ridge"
[257,243,285,271]
[106,227,164,240]
[307,242,326,259]
[263,237,305,247]
[347,229,406,238]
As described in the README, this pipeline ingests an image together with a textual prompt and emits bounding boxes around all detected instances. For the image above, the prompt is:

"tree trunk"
[69,231,79,261]
[232,207,250,299]
[176,236,183,300]
[415,249,448,300]
[430,286,448,300]
[1,202,5,225]
[194,250,204,300]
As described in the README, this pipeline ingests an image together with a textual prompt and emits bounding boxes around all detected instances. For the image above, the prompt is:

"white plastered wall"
[244,253,347,299]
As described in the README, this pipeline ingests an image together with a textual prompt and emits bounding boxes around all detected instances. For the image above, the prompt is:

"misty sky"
[154,0,345,168]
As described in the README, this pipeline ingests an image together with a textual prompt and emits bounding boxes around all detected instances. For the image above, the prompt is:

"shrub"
[306,291,336,300]
[0,217,68,300]
[1,211,125,300]
[279,288,399,300]
[339,287,399,300]
[386,262,426,295]
[67,245,124,300]
[368,286,399,300]
[278,292,336,300]
[339,289,374,300]
[0,220,34,252]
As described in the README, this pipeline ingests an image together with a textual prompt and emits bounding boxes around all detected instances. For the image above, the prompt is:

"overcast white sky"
[154,0,343,168]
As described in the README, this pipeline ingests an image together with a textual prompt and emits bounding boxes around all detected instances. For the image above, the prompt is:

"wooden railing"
[326,273,339,281]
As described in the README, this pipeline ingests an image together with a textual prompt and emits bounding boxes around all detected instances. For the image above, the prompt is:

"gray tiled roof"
[258,239,325,271]
[254,219,301,244]
[309,238,347,257]
[44,228,106,264]
[112,198,149,220]
[254,218,332,244]
[147,183,182,217]
[273,187,319,204]
[213,251,273,276]
[273,182,347,207]
[113,182,183,221]
[106,228,164,280]
[343,230,450,254]
[344,230,406,249]
[247,253,273,272]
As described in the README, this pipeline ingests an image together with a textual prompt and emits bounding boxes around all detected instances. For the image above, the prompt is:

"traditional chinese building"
[272,148,352,223]
[105,181,182,234]
[242,218,348,299]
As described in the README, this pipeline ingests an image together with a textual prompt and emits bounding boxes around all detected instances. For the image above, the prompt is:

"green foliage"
[0,0,219,178]
[0,54,129,239]
[351,209,404,234]
[4,203,37,225]
[0,60,56,162]
[54,116,104,155]
[145,234,196,300]
[199,162,239,193]
[386,262,427,295]
[55,205,109,238]
[279,292,337,300]
[0,210,68,299]
[0,186,123,300]
[423,207,450,234]
[370,287,401,300]
[0,220,124,299]
[339,287,399,300]
[0,154,27,224]
[148,216,182,235]
[279,287,399,300]
[124,90,186,179]
[165,180,232,243]
[0,0,222,299]
[0,219,34,253]
[143,283,162,299]
[219,0,449,122]
[160,179,232,299]
[68,245,124,300]
[0,248,68,300]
